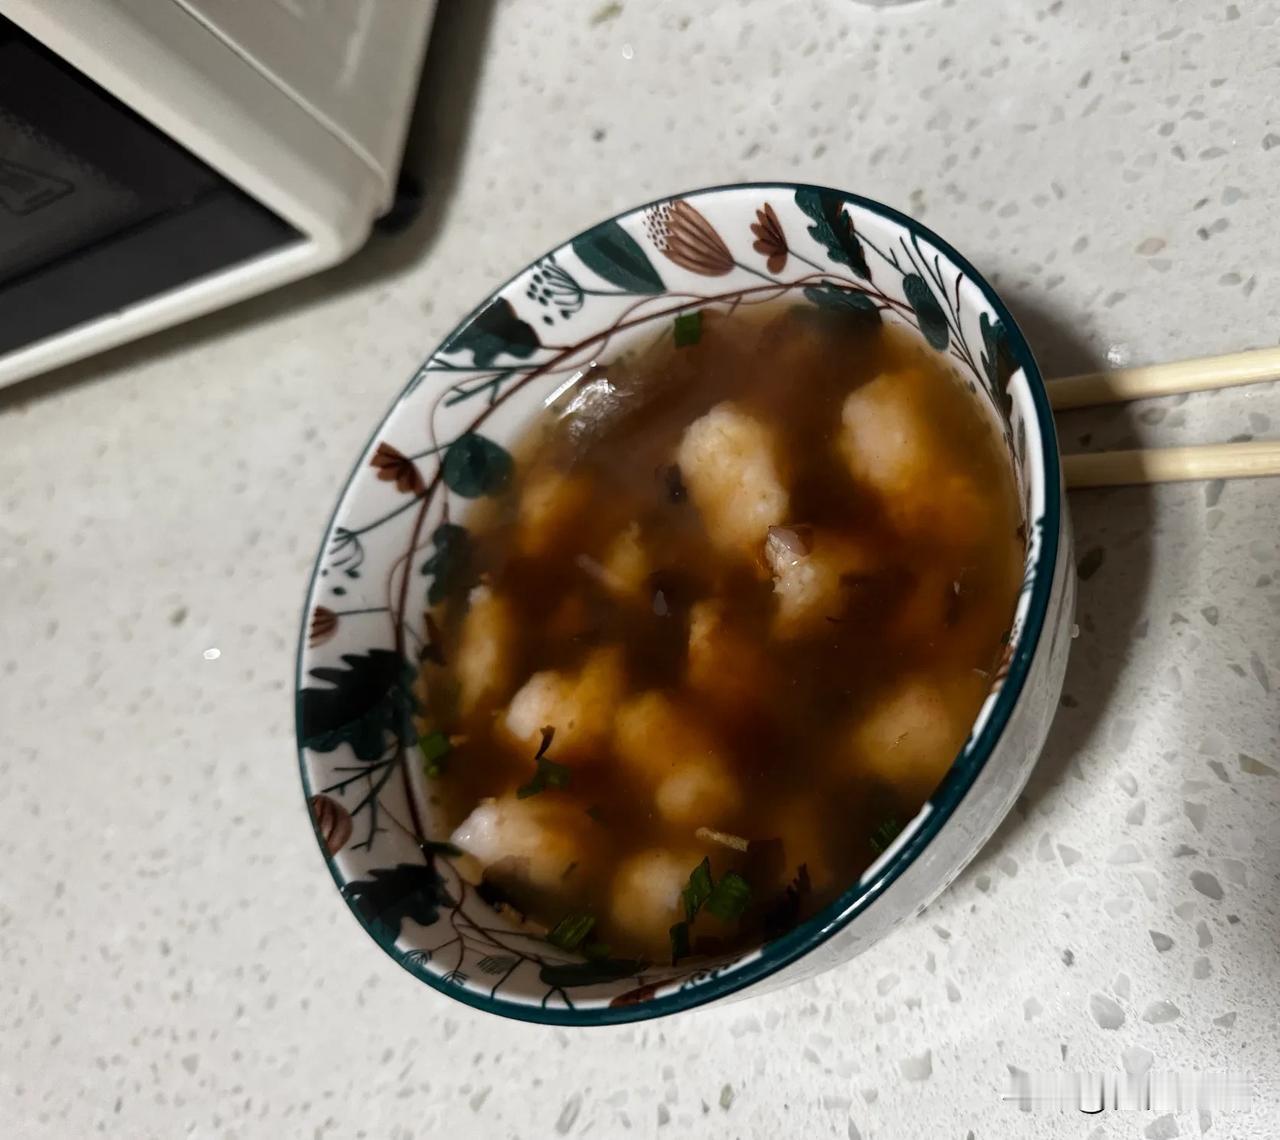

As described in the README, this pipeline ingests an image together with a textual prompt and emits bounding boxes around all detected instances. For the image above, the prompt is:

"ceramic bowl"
[296,183,1074,1024]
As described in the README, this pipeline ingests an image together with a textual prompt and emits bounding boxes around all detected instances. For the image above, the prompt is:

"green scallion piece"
[673,310,703,348]
[547,913,596,952]
[704,871,751,921]
[418,730,452,777]
[681,856,714,921]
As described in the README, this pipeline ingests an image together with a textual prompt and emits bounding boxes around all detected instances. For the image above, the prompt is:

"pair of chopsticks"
[1047,346,1280,489]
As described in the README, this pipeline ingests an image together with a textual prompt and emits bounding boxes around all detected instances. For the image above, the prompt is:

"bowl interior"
[296,183,1057,1023]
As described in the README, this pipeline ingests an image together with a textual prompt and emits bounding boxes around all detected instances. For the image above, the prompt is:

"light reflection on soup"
[417,302,1024,964]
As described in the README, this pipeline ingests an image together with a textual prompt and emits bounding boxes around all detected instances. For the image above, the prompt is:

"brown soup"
[418,302,1023,964]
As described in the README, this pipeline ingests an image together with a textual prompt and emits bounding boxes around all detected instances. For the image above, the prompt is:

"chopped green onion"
[517,726,572,798]
[762,862,813,940]
[517,753,572,798]
[681,856,714,921]
[673,310,703,348]
[547,913,596,952]
[869,817,903,854]
[418,730,452,777]
[704,871,752,921]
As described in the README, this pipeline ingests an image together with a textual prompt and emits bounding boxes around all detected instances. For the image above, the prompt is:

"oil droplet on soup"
[420,303,1024,965]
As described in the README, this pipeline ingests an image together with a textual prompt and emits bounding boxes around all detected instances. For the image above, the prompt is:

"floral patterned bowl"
[296,183,1074,1024]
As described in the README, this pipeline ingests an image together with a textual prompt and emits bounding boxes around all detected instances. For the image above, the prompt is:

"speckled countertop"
[2,1,1278,1137]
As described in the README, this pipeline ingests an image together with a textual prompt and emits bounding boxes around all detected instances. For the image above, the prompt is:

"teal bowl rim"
[295,181,1062,1026]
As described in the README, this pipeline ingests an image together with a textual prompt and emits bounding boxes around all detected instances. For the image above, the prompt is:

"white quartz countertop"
[2,2,1278,1136]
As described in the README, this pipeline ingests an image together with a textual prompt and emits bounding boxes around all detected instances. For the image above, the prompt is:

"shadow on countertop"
[954,293,1280,1006]
[958,290,1158,872]
[0,0,499,413]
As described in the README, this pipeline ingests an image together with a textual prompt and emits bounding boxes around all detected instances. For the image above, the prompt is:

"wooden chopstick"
[1041,344,1280,487]
[1063,441,1280,488]
[1048,345,1280,410]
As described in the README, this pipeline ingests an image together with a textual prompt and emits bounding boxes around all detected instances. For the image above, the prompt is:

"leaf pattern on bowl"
[420,523,473,607]
[794,187,870,278]
[308,605,338,647]
[572,219,666,294]
[341,862,454,942]
[440,433,514,498]
[750,203,788,274]
[370,442,427,496]
[299,649,417,762]
[309,793,353,855]
[643,199,736,276]
[903,273,951,350]
[441,297,541,367]
[802,283,882,325]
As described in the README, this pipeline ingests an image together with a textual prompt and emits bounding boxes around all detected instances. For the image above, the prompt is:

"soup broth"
[419,302,1024,963]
